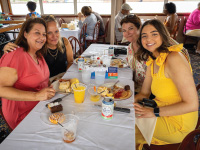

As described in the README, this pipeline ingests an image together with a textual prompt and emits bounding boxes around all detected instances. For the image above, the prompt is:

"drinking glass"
[71,83,87,103]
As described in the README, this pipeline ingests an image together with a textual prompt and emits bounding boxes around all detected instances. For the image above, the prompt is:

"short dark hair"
[165,2,176,14]
[81,6,92,16]
[15,18,47,58]
[120,14,141,30]
[27,1,36,12]
[136,19,171,62]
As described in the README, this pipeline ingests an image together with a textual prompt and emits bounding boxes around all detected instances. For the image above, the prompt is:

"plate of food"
[110,59,128,68]
[73,57,91,64]
[97,82,132,101]
[40,99,66,125]
[52,78,79,94]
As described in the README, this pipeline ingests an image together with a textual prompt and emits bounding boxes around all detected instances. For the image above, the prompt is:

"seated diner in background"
[78,6,97,40]
[115,3,132,43]
[134,19,198,150]
[26,1,41,20]
[89,6,105,36]
[3,15,74,78]
[163,2,178,36]
[0,18,56,130]
[185,2,200,54]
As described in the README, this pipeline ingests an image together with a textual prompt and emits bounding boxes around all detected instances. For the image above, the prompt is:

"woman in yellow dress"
[134,19,198,149]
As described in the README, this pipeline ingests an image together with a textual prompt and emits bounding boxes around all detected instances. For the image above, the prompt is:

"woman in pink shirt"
[185,2,200,54]
[0,18,55,129]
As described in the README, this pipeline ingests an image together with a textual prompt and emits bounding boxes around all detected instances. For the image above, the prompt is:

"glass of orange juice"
[88,87,101,102]
[71,83,87,103]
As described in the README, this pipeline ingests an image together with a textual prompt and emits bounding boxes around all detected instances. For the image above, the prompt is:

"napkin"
[135,117,157,145]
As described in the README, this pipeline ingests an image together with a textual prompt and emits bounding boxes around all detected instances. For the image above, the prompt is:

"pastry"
[49,112,65,124]
[59,79,71,93]
[48,102,63,113]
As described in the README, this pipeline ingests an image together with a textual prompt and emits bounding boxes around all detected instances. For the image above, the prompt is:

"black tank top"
[44,38,67,77]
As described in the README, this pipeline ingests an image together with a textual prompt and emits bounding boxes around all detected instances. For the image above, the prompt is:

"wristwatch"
[154,107,160,117]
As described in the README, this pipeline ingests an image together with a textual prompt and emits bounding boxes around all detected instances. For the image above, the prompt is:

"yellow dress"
[136,44,198,149]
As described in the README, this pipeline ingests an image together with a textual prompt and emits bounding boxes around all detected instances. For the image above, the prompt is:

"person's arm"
[168,14,176,34]
[0,67,55,101]
[78,12,83,29]
[3,43,18,54]
[63,37,74,70]
[115,15,122,32]
[192,12,200,26]
[159,52,198,116]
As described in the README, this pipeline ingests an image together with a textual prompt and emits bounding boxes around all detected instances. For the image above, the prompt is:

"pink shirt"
[186,8,200,31]
[0,48,49,129]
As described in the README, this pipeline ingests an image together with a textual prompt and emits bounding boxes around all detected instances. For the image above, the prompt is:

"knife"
[45,93,71,108]
[94,104,130,113]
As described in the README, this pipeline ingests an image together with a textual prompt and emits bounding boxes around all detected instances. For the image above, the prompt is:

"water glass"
[95,70,105,85]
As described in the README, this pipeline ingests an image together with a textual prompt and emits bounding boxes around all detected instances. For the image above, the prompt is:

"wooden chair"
[79,23,87,54]
[183,16,198,45]
[68,36,81,59]
[170,18,181,40]
[98,18,109,44]
[58,18,66,27]
[86,21,100,47]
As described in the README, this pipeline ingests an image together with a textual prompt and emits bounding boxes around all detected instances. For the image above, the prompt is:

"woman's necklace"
[48,48,58,60]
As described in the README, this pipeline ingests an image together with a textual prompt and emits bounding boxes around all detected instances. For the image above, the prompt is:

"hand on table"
[3,42,19,54]
[133,103,155,118]
[36,85,56,101]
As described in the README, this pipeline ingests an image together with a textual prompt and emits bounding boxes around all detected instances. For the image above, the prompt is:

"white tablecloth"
[60,28,80,40]
[0,44,135,150]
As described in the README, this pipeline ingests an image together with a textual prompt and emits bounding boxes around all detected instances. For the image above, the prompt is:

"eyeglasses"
[126,15,135,18]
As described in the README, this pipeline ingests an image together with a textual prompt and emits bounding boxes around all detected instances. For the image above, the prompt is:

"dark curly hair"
[165,2,176,14]
[136,19,171,62]
[120,14,141,30]
[27,1,36,12]
[15,18,47,59]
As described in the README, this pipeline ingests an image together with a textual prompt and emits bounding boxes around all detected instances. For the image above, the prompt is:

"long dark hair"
[15,18,47,58]
[136,19,171,62]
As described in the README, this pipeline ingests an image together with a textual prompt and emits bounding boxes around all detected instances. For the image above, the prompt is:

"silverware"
[94,104,130,113]
[111,80,119,92]
[45,93,71,108]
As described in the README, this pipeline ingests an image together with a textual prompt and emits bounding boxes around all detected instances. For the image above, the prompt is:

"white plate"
[110,59,129,68]
[73,58,91,64]
[40,108,70,126]
[51,80,72,95]
[100,82,132,101]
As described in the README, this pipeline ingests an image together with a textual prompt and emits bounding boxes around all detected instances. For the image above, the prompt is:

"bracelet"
[154,107,160,117]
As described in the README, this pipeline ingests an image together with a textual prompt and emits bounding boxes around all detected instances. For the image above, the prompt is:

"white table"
[0,44,135,150]
[60,28,80,40]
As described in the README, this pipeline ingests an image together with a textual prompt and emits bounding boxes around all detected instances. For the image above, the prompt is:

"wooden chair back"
[68,36,81,59]
[58,18,65,27]
[170,18,181,40]
[98,18,109,44]
[79,23,87,53]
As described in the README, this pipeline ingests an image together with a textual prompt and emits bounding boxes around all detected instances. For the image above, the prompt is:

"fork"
[110,80,119,91]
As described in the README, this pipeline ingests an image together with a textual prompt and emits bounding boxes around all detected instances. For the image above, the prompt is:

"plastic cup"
[95,70,105,85]
[88,87,101,102]
[82,66,91,84]
[71,83,87,103]
[60,114,79,143]
[102,56,111,67]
